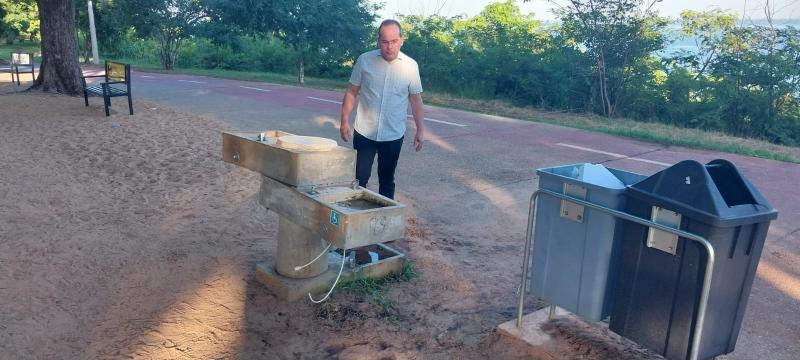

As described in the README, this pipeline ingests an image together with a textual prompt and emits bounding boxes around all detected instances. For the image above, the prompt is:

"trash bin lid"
[573,163,627,189]
[538,163,635,192]
[628,159,778,227]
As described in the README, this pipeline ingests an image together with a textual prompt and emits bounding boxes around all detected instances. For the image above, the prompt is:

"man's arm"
[340,84,360,142]
[409,93,425,152]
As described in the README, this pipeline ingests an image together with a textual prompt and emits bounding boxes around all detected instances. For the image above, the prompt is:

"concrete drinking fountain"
[222,130,407,301]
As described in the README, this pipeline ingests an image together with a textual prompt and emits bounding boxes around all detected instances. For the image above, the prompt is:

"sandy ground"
[0,72,675,360]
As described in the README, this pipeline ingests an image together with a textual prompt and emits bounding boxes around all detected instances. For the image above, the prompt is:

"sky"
[377,0,800,21]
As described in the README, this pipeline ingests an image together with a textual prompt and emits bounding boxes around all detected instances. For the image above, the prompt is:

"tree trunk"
[596,53,613,117]
[297,53,305,84]
[158,32,183,71]
[32,0,84,95]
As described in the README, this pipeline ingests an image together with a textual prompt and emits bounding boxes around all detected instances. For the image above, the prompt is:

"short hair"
[378,19,403,38]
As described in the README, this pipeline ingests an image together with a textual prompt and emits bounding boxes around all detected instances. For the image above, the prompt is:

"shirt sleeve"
[348,55,363,86]
[409,61,423,95]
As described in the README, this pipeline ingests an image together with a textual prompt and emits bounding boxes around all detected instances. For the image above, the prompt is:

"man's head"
[378,19,404,62]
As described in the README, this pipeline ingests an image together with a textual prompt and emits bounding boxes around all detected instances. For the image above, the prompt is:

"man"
[340,19,425,200]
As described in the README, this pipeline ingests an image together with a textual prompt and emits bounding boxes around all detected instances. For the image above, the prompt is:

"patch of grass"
[339,277,397,314]
[318,260,418,323]
[387,260,418,282]
[425,93,800,164]
[0,41,41,63]
[111,57,348,91]
[314,301,367,330]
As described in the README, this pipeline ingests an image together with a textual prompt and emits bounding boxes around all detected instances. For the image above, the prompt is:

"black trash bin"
[609,159,778,360]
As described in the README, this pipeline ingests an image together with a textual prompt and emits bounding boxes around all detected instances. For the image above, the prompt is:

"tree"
[75,1,94,63]
[273,0,376,84]
[32,0,84,94]
[210,0,376,84]
[670,5,800,144]
[0,0,39,42]
[81,0,136,60]
[676,9,737,79]
[0,6,8,41]
[400,15,459,92]
[121,0,207,70]
[557,0,667,117]
[457,1,543,99]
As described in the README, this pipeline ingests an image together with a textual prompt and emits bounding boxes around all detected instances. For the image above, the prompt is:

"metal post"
[516,191,538,327]
[87,0,100,64]
[515,188,715,360]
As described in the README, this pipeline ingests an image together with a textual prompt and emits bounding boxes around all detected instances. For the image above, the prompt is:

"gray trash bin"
[530,163,645,321]
[610,159,778,360]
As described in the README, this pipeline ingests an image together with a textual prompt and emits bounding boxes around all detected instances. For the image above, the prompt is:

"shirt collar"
[376,51,405,61]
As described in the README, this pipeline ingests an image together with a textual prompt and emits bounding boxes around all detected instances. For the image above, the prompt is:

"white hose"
[294,242,332,271]
[309,249,347,303]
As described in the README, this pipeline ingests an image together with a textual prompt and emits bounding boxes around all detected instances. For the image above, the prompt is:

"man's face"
[378,24,404,62]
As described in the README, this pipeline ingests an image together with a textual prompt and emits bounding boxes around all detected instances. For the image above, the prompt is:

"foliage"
[0,0,39,42]
[114,0,208,70]
[673,8,737,78]
[665,11,800,144]
[12,0,799,146]
[175,35,295,72]
[75,1,102,63]
[558,0,668,117]
[330,261,418,319]
[208,0,377,83]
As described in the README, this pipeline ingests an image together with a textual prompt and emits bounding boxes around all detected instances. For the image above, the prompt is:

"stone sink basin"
[259,175,406,249]
[222,130,355,187]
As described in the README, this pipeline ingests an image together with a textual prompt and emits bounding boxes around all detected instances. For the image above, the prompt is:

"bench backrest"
[11,52,33,66]
[105,61,129,83]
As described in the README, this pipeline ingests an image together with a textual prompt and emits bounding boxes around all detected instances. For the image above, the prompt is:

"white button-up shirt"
[349,49,423,142]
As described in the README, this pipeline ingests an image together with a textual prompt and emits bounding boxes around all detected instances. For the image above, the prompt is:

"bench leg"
[14,69,20,86]
[103,95,110,117]
[127,94,133,115]
[84,90,89,107]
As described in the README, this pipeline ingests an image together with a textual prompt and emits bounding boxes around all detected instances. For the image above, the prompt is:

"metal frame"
[1,52,35,86]
[81,60,133,116]
[516,188,715,360]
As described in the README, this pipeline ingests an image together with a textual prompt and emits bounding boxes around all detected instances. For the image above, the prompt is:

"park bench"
[0,52,35,85]
[82,60,133,116]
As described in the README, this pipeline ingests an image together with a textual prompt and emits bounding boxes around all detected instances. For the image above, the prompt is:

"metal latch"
[647,206,681,255]
[560,183,587,223]
[231,144,240,163]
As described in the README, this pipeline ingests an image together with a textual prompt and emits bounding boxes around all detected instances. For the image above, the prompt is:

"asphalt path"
[119,69,800,359]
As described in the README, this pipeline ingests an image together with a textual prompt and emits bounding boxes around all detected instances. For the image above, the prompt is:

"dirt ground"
[0,77,667,359]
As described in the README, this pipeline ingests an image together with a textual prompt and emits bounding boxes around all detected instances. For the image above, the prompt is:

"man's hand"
[340,84,360,143]
[340,120,352,142]
[414,129,424,152]
[409,93,425,152]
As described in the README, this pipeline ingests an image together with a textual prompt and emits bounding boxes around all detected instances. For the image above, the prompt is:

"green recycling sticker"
[329,210,340,226]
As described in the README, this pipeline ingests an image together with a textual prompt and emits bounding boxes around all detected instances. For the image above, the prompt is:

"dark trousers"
[353,131,404,199]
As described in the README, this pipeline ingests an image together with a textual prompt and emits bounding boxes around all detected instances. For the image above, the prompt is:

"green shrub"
[245,36,296,73]
[104,28,159,64]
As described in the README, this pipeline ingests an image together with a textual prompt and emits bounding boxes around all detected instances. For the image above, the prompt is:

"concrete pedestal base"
[256,262,338,301]
[497,306,570,349]
[497,307,658,359]
[275,217,328,278]
[256,243,406,301]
